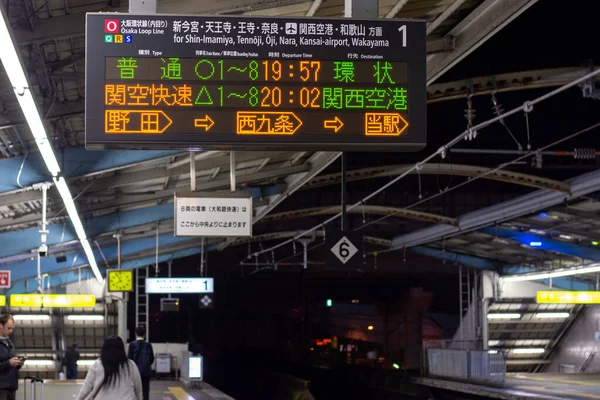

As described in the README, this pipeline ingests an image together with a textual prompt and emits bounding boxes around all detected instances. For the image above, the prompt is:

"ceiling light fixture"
[23,360,53,366]
[487,313,522,320]
[503,263,600,282]
[13,315,50,321]
[512,348,545,354]
[67,315,104,321]
[0,9,102,283]
[535,312,569,319]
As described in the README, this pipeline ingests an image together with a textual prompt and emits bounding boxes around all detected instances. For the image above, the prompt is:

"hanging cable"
[365,120,600,256]
[243,68,600,262]
[491,89,522,150]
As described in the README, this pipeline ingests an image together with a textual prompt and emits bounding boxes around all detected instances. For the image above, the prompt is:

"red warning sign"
[0,271,10,289]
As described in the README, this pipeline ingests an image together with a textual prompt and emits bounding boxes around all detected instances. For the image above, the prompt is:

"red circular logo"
[104,19,119,33]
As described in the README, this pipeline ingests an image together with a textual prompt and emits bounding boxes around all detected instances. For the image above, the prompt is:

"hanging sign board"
[85,13,426,151]
[174,192,252,237]
[537,291,600,304]
[146,277,214,294]
[326,232,363,270]
[10,294,96,308]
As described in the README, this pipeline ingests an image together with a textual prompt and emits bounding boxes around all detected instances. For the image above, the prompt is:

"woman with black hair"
[75,336,142,400]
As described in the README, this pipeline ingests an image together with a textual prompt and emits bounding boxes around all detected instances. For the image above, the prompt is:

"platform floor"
[18,379,234,400]
[416,373,600,399]
[506,373,600,399]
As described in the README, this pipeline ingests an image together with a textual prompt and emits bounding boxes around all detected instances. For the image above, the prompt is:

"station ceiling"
[0,0,599,292]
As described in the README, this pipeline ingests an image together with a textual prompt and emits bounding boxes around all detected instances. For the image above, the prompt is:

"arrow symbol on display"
[194,115,215,131]
[324,116,344,133]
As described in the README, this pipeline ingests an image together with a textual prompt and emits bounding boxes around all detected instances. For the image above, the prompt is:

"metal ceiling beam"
[480,226,600,262]
[47,50,85,72]
[304,163,570,193]
[411,246,500,270]
[261,205,457,226]
[427,67,600,104]
[513,217,600,241]
[306,0,322,16]
[391,168,600,250]
[217,151,341,250]
[0,185,276,231]
[384,0,409,19]
[72,151,297,191]
[427,242,528,265]
[426,0,468,36]
[426,0,540,85]
[0,147,179,194]
[0,153,303,206]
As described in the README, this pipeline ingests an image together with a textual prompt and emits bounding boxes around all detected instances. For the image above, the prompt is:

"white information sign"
[155,353,171,373]
[175,193,252,237]
[146,278,214,294]
[330,236,359,264]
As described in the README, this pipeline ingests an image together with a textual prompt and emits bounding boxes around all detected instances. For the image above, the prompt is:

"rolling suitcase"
[23,376,44,400]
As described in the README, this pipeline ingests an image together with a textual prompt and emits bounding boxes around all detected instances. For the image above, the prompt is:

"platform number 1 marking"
[398,25,406,47]
[203,280,208,291]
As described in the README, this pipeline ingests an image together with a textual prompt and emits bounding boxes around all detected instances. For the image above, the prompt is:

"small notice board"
[175,192,252,237]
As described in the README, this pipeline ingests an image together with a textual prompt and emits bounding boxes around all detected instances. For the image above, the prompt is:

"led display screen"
[86,14,426,151]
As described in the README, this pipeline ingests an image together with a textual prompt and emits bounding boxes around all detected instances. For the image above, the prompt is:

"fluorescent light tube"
[24,360,53,366]
[559,235,572,240]
[487,313,521,319]
[535,312,569,319]
[77,360,97,366]
[52,177,102,283]
[80,239,102,283]
[67,315,104,321]
[512,348,545,354]
[503,263,600,282]
[1,7,102,285]
[13,315,50,321]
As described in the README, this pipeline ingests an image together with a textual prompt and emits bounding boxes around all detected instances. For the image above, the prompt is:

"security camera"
[37,244,48,258]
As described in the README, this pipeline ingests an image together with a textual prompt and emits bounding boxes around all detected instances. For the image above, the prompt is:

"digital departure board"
[85,14,426,151]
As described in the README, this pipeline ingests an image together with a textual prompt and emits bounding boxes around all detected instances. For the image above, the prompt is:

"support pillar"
[117,294,128,343]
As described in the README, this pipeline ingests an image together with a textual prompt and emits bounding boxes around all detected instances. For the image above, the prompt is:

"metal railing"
[425,348,505,385]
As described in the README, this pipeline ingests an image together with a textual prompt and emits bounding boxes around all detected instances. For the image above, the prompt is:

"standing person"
[0,314,23,400]
[128,327,154,400]
[65,344,80,380]
[75,336,142,400]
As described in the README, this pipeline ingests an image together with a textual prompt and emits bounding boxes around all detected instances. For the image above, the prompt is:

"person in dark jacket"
[128,327,154,400]
[65,344,80,380]
[0,314,23,400]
